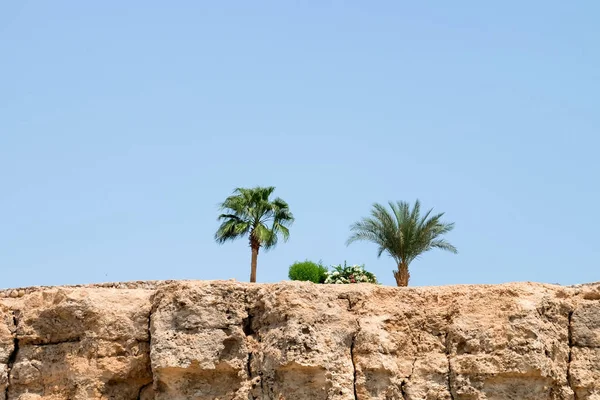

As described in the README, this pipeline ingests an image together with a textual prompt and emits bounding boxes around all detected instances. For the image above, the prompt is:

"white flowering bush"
[324,262,377,284]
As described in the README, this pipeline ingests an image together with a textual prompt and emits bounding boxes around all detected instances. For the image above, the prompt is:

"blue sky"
[1,2,599,289]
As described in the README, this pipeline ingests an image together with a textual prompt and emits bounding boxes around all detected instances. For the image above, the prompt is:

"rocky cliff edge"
[1,280,600,400]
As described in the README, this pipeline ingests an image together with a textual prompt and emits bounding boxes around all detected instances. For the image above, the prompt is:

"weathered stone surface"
[247,284,359,400]
[150,281,250,400]
[570,300,600,399]
[0,303,16,400]
[0,280,598,399]
[4,288,152,399]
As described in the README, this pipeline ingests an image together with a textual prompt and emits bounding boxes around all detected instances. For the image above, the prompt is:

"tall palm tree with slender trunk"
[215,186,294,283]
[347,199,457,286]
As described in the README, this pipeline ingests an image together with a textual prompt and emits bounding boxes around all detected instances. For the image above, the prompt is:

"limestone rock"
[570,300,600,399]
[6,288,152,399]
[246,283,360,400]
[150,281,250,400]
[0,303,16,400]
[0,280,598,399]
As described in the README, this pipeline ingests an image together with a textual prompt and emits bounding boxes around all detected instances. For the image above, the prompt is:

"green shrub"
[288,260,328,283]
[324,261,377,284]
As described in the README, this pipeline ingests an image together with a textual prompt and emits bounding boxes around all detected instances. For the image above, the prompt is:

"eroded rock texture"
[0,280,599,399]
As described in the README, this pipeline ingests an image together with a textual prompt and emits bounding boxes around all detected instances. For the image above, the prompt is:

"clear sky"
[1,2,599,289]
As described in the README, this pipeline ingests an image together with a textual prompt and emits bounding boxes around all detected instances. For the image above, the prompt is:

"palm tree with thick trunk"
[347,199,457,287]
[215,186,294,283]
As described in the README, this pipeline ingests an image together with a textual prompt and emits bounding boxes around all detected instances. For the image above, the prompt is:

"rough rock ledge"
[1,280,600,400]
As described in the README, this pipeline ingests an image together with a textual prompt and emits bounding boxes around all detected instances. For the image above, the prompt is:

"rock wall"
[1,280,599,399]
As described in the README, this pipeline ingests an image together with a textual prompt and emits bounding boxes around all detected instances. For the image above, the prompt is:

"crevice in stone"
[350,320,360,400]
[242,290,256,381]
[400,357,417,400]
[5,311,20,400]
[136,381,152,400]
[242,313,255,337]
[243,288,262,399]
[246,351,253,378]
[30,337,81,347]
[147,308,152,346]
[400,381,408,400]
[347,298,353,311]
[146,304,153,372]
[567,310,577,400]
[145,290,159,399]
[338,294,359,311]
[444,331,456,400]
[242,288,256,337]
[350,335,358,400]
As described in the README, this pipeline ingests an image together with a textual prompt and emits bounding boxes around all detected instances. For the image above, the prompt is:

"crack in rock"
[445,331,456,400]
[350,320,360,400]
[242,290,256,382]
[243,288,263,399]
[144,305,154,398]
[29,337,81,347]
[400,357,417,400]
[350,334,358,400]
[138,290,160,400]
[246,351,253,379]
[5,311,20,400]
[567,310,577,400]
[136,381,152,400]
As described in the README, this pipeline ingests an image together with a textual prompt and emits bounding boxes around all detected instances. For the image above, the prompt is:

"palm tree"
[347,199,457,287]
[215,186,294,283]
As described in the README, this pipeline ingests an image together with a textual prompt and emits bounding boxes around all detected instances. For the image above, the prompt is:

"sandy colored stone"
[5,288,152,399]
[150,281,251,400]
[569,300,600,399]
[0,280,598,399]
[246,283,361,400]
[0,303,15,400]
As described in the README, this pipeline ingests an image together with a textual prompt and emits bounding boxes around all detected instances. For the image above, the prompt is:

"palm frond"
[272,221,290,241]
[428,238,458,254]
[217,213,242,222]
[214,219,250,243]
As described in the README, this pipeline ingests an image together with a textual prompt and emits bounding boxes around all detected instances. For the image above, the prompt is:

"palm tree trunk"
[393,262,410,287]
[250,242,260,283]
